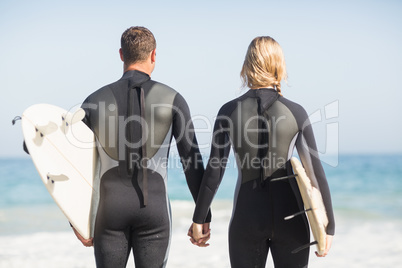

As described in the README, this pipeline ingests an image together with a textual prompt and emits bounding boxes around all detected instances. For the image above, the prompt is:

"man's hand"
[72,226,93,247]
[315,235,333,257]
[187,222,210,247]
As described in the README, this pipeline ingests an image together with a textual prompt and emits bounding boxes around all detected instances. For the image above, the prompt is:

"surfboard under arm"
[270,157,329,255]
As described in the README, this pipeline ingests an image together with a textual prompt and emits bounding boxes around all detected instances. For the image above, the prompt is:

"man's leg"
[94,228,131,268]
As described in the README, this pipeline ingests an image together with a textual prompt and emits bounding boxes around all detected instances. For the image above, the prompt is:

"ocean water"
[0,154,402,267]
[1,154,401,221]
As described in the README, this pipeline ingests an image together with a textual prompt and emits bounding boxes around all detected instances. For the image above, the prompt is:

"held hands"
[187,223,333,256]
[188,222,211,247]
[315,235,333,257]
[72,226,93,247]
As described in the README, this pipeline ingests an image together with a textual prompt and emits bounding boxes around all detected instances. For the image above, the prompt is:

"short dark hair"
[120,26,156,65]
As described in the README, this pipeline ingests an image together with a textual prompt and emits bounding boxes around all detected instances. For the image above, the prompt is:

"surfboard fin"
[270,174,297,182]
[47,173,69,184]
[33,122,58,146]
[35,122,58,136]
[284,208,313,220]
[291,241,318,254]
[61,108,85,134]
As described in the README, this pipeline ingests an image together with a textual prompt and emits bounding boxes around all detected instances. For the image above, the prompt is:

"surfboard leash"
[12,116,22,125]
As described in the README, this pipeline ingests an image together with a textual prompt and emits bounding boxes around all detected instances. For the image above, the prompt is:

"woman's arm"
[295,113,335,236]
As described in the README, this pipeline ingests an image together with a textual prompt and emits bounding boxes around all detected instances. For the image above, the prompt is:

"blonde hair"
[240,36,287,95]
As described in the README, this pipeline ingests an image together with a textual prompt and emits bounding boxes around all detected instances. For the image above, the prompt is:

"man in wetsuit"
[72,26,210,268]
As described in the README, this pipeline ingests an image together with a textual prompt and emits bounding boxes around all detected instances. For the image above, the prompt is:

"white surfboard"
[21,104,99,239]
[290,157,328,255]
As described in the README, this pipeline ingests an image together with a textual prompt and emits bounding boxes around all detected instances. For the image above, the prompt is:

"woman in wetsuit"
[191,36,335,267]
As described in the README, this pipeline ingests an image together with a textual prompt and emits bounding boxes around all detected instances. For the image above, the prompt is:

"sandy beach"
[1,200,401,268]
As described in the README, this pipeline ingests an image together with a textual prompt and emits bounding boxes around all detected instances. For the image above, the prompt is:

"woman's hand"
[188,222,211,247]
[315,235,333,257]
[72,226,93,247]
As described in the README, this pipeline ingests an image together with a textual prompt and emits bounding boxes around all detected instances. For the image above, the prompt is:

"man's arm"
[172,94,209,211]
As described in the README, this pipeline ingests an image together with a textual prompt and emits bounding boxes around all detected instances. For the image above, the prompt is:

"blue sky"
[1,0,401,157]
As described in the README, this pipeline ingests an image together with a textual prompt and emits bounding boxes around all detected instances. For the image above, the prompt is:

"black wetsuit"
[193,88,335,268]
[82,70,208,268]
